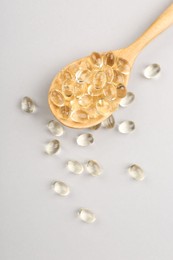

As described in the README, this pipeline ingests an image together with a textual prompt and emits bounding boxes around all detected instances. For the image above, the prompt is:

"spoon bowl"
[48,49,131,128]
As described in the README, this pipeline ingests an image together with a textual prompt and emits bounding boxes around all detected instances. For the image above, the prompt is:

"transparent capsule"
[62,87,74,99]
[53,79,62,90]
[79,60,92,71]
[50,90,65,106]
[88,105,100,119]
[96,99,111,115]
[118,121,135,134]
[77,208,96,223]
[59,70,72,81]
[85,160,102,176]
[78,94,93,107]
[70,61,80,70]
[45,140,60,155]
[76,133,94,147]
[119,92,135,107]
[143,64,161,79]
[47,120,64,136]
[105,52,115,66]
[71,110,88,123]
[59,106,71,119]
[90,52,103,67]
[113,70,124,84]
[21,97,36,113]
[52,181,70,196]
[93,71,107,89]
[87,85,103,96]
[62,80,74,99]
[128,164,145,181]
[117,58,130,75]
[105,66,114,83]
[89,123,101,130]
[103,83,117,101]
[110,100,119,112]
[117,84,127,98]
[75,69,90,83]
[74,83,85,98]
[102,115,115,129]
[67,160,84,174]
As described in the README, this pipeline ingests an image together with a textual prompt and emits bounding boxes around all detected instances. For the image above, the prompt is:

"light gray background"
[0,0,173,259]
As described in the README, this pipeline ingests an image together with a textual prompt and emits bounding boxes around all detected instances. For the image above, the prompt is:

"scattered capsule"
[52,181,70,196]
[45,140,61,155]
[102,115,115,129]
[21,97,36,113]
[128,164,145,181]
[85,160,102,176]
[67,160,84,175]
[47,120,64,136]
[77,208,96,223]
[143,64,161,79]
[76,133,94,147]
[119,92,135,107]
[118,121,135,134]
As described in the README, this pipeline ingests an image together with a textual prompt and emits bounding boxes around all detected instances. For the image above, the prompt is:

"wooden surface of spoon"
[48,3,173,129]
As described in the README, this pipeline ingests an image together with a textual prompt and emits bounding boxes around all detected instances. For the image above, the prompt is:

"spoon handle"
[126,3,173,62]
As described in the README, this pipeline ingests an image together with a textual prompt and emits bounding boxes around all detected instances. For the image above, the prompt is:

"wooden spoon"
[48,4,173,129]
